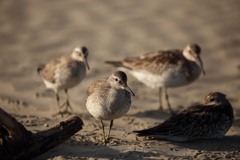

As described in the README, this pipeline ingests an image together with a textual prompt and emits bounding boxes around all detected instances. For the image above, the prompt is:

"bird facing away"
[133,92,234,142]
[38,46,90,116]
[106,43,205,113]
[86,71,135,144]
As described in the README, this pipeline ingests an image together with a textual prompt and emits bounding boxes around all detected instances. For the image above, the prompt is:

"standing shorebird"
[38,46,90,116]
[86,71,135,144]
[133,92,234,142]
[106,43,205,113]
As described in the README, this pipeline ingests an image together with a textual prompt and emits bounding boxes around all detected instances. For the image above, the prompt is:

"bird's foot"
[157,106,163,111]
[101,137,110,145]
[102,139,107,145]
[106,136,110,142]
[60,101,73,112]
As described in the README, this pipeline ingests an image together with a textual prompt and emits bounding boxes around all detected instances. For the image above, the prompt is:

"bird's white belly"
[87,104,129,120]
[86,91,131,121]
[42,78,58,92]
[130,70,190,89]
[55,72,84,90]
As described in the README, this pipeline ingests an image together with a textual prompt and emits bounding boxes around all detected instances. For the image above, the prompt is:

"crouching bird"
[133,92,233,142]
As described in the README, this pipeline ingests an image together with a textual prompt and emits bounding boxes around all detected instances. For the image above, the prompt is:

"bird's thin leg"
[65,89,73,111]
[165,88,174,114]
[53,93,63,117]
[61,89,73,112]
[106,120,113,142]
[101,120,107,144]
[158,87,163,111]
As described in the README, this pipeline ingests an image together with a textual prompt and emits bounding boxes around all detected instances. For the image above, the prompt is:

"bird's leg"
[106,120,113,142]
[61,89,73,113]
[52,93,63,117]
[101,120,107,144]
[165,88,174,114]
[158,87,163,111]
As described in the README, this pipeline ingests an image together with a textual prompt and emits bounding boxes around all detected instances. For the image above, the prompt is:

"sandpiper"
[106,43,205,113]
[86,71,135,144]
[133,92,234,142]
[38,46,90,116]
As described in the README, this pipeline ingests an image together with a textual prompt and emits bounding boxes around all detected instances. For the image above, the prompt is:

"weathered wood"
[0,108,83,160]
[0,108,32,151]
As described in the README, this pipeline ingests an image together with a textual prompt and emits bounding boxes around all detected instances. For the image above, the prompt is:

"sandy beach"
[0,0,240,159]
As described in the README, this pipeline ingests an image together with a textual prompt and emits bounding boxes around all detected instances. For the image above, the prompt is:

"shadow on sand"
[128,109,171,121]
[155,135,240,152]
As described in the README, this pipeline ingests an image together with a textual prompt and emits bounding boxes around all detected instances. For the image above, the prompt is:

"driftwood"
[0,108,83,160]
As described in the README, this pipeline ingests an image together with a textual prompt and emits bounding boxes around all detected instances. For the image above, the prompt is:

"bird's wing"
[113,50,184,74]
[40,54,78,83]
[106,49,190,76]
[40,56,63,83]
[87,78,108,96]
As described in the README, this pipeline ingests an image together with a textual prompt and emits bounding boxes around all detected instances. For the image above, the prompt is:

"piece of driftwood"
[0,108,83,160]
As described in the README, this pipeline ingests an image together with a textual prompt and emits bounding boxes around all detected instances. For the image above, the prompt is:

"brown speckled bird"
[38,46,90,116]
[133,92,233,142]
[86,71,135,144]
[106,43,205,113]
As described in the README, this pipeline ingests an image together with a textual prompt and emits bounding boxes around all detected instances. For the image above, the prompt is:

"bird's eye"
[115,78,118,81]
[209,97,215,102]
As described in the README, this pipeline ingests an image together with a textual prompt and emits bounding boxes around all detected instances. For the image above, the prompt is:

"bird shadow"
[159,136,240,152]
[128,109,171,121]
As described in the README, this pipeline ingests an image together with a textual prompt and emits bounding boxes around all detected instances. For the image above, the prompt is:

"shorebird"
[133,92,234,142]
[86,71,135,144]
[106,43,205,113]
[38,46,90,116]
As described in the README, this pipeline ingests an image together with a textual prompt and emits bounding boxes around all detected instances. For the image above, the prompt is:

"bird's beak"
[123,84,135,96]
[84,57,90,70]
[196,55,205,75]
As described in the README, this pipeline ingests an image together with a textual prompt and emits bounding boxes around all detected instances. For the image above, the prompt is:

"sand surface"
[0,0,240,159]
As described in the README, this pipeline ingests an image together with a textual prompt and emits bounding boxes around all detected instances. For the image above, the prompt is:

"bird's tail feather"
[105,61,132,70]
[37,64,45,74]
